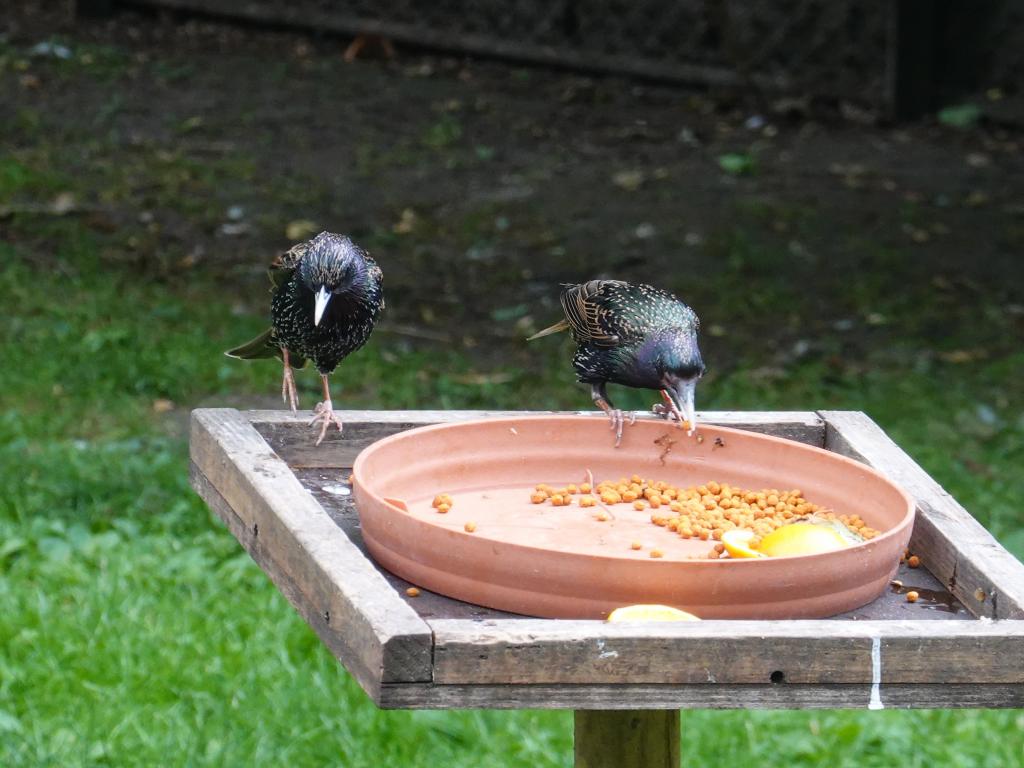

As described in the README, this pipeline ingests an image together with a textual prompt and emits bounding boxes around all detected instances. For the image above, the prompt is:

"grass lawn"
[2,19,1023,765]
[2,222,1022,767]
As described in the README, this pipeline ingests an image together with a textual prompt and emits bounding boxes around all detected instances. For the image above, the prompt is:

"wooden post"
[574,710,679,768]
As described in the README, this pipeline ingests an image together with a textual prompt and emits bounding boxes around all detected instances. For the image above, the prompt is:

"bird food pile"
[528,476,880,555]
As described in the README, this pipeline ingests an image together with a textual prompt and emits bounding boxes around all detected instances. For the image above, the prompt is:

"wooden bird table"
[189,409,1024,767]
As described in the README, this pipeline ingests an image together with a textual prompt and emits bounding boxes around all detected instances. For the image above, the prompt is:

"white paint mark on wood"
[869,636,884,710]
[596,639,619,659]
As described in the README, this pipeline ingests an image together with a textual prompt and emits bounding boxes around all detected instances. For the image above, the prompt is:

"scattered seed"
[906,591,919,603]
[406,587,420,597]
[464,521,477,533]
[630,541,643,550]
[649,548,664,558]
[908,555,921,568]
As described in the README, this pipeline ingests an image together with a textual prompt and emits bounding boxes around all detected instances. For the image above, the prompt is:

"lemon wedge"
[721,529,767,559]
[757,522,850,557]
[606,604,701,622]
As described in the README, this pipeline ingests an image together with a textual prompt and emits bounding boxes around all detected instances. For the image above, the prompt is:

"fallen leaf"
[938,103,981,129]
[285,219,319,240]
[152,398,175,413]
[718,153,755,175]
[393,209,417,234]
[612,170,645,191]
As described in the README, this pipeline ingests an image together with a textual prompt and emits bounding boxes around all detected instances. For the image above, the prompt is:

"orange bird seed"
[524,476,867,549]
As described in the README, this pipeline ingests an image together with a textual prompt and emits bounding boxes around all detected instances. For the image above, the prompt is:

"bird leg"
[654,389,686,426]
[591,383,634,448]
[281,348,299,411]
[310,374,344,445]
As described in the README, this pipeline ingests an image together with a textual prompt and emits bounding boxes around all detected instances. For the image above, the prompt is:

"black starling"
[226,231,384,445]
[529,279,705,446]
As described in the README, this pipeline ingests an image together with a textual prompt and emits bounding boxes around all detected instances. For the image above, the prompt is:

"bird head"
[655,329,705,432]
[298,232,368,326]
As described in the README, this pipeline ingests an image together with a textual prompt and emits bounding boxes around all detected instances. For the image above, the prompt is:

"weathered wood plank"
[377,682,1024,710]
[575,711,679,768]
[189,408,433,688]
[430,619,1024,685]
[248,409,826,468]
[190,465,383,698]
[821,410,1024,619]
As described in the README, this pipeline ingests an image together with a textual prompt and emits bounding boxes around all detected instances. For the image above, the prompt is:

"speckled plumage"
[561,280,702,388]
[532,279,705,444]
[226,231,383,444]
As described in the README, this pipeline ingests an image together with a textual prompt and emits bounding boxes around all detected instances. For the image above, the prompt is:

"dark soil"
[4,2,1023,368]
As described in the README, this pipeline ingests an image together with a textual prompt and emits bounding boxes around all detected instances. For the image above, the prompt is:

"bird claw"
[605,409,636,447]
[310,400,343,445]
[655,391,695,435]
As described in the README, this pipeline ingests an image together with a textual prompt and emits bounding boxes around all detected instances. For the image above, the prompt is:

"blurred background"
[2,1,1022,765]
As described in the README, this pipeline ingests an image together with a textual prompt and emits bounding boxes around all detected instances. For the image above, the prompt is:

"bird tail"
[225,328,283,360]
[526,319,570,341]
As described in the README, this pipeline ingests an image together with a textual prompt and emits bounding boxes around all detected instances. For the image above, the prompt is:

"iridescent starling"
[529,279,705,446]
[226,231,384,445]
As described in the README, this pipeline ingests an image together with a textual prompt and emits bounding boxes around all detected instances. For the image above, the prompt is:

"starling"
[226,231,384,445]
[529,279,705,446]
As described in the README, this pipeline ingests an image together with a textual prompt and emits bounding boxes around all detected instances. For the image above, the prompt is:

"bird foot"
[310,399,343,445]
[654,391,694,434]
[281,365,299,411]
[601,408,637,448]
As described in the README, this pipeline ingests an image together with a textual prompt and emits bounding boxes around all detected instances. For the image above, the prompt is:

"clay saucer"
[352,416,915,619]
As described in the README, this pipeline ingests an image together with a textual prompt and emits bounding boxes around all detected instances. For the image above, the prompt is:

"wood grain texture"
[821,410,1024,619]
[430,619,1024,685]
[191,465,382,697]
[575,711,679,768]
[189,408,433,690]
[248,409,826,467]
[377,682,1024,710]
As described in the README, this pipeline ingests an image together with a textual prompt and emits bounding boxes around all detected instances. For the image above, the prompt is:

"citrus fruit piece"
[721,529,767,559]
[757,522,851,557]
[606,604,701,622]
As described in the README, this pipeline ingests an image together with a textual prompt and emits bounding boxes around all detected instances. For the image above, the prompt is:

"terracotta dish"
[352,416,915,619]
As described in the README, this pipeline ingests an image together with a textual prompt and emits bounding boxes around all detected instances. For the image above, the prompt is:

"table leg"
[574,709,680,768]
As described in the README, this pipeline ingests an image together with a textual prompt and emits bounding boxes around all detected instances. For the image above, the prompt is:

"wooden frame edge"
[820,410,1024,619]
[189,408,434,689]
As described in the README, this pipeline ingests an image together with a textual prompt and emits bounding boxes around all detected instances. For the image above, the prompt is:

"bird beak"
[313,285,331,327]
[672,379,698,435]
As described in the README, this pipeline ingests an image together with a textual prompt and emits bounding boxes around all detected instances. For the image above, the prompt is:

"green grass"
[2,227,1022,767]
[2,39,1023,763]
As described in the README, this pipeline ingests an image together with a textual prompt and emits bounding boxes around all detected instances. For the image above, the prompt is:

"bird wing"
[267,241,309,290]
[559,280,628,347]
[224,327,307,368]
